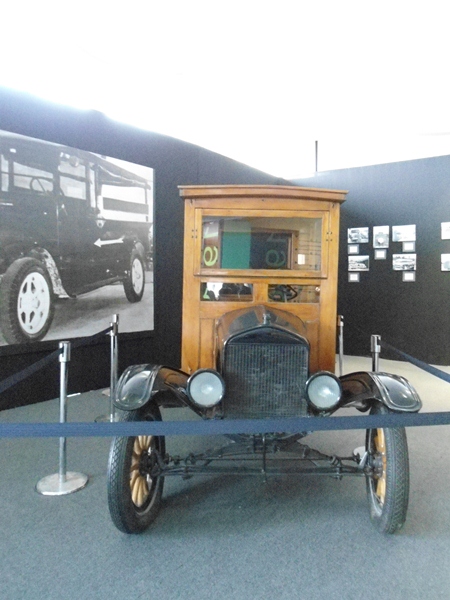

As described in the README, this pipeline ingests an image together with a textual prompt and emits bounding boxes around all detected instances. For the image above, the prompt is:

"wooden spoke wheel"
[365,403,410,534]
[107,406,165,534]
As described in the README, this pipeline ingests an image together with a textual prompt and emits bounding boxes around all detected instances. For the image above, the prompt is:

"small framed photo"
[392,224,416,242]
[374,249,387,260]
[348,272,360,282]
[348,227,369,244]
[348,255,369,271]
[402,241,415,252]
[393,253,416,271]
[348,244,359,254]
[373,226,389,248]
[403,272,415,282]
[442,254,450,271]
[441,222,450,240]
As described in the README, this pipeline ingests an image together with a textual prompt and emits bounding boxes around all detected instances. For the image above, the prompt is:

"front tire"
[107,406,165,533]
[123,247,145,303]
[365,403,410,533]
[0,257,55,344]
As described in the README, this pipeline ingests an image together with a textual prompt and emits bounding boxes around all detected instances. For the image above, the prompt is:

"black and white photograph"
[347,227,369,244]
[441,222,450,240]
[393,253,416,271]
[392,224,416,242]
[442,254,450,271]
[0,131,154,347]
[348,255,369,271]
[373,225,389,248]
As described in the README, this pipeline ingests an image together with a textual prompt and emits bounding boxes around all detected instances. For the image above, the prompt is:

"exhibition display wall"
[1,86,449,410]
[0,87,280,409]
[296,163,450,366]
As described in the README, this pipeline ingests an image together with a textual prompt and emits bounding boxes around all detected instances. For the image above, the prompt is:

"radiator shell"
[218,306,310,419]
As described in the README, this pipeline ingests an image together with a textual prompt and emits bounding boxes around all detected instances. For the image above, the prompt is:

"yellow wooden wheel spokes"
[374,429,387,506]
[130,435,153,508]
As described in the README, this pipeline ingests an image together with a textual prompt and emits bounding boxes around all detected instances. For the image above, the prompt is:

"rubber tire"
[365,403,410,533]
[107,405,165,534]
[123,247,145,303]
[0,257,55,344]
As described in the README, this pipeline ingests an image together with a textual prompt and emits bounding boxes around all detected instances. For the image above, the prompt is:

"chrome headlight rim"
[187,369,225,409]
[306,371,342,412]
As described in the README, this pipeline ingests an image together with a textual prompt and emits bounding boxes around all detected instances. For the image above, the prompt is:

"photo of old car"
[106,185,422,535]
[347,227,369,244]
[0,132,153,344]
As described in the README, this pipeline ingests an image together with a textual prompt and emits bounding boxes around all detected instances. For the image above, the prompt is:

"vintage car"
[0,132,152,344]
[107,185,422,535]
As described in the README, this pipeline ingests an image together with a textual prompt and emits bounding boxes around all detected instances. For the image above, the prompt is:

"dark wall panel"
[296,160,450,365]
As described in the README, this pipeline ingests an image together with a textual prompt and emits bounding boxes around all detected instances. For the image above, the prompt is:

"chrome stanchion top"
[371,334,381,373]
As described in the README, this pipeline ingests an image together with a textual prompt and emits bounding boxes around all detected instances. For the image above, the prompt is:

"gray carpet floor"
[0,356,449,600]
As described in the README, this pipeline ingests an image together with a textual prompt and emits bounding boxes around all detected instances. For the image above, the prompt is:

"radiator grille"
[222,339,309,419]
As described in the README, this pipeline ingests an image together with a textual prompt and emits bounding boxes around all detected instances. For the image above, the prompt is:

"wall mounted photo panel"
[373,226,389,248]
[348,255,369,271]
[393,253,416,271]
[0,130,154,347]
[442,254,450,271]
[442,222,450,240]
[347,227,369,244]
[392,224,416,242]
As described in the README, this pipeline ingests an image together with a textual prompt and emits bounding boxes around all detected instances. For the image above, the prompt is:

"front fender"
[114,364,189,411]
[339,371,422,412]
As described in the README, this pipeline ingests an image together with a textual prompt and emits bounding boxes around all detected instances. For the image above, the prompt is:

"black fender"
[114,364,190,411]
[339,371,422,412]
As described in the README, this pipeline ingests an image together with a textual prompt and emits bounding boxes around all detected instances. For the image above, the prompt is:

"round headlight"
[306,372,342,411]
[187,369,225,408]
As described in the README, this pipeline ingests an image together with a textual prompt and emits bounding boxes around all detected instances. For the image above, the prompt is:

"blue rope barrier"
[0,326,112,395]
[1,321,449,440]
[379,339,450,384]
[0,348,62,396]
[2,411,450,438]
[347,322,450,384]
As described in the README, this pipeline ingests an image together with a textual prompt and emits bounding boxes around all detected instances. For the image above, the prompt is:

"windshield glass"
[201,216,322,271]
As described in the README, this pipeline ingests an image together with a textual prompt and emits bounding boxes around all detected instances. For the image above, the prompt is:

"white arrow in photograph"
[94,237,124,247]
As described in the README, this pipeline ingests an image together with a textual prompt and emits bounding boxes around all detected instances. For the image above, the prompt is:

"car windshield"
[201,215,322,271]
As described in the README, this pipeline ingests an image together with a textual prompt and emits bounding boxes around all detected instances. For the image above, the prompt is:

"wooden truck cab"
[179,185,348,375]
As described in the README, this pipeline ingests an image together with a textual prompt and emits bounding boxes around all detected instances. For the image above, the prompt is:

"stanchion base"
[36,472,89,496]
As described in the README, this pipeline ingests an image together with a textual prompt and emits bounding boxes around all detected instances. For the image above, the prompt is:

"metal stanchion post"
[36,342,89,496]
[109,314,119,422]
[96,314,120,423]
[371,334,381,372]
[337,315,344,376]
